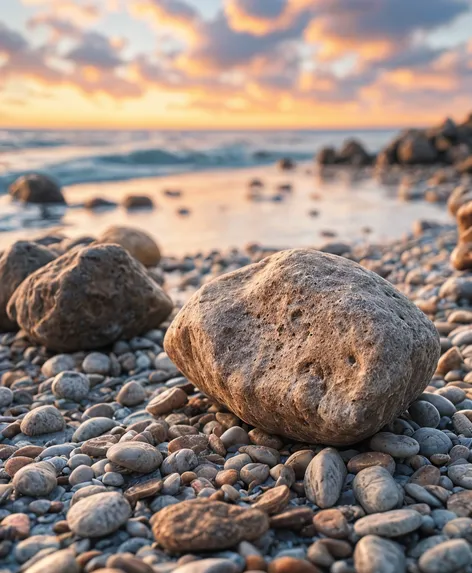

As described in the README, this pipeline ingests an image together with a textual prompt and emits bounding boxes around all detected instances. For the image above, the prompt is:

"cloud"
[66,32,124,69]
[0,22,28,54]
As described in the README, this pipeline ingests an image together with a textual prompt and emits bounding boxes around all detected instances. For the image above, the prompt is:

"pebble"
[267,556,320,573]
[25,549,80,573]
[353,466,402,513]
[312,508,349,539]
[73,417,118,442]
[220,426,250,448]
[409,400,441,428]
[354,535,405,573]
[412,428,453,456]
[20,405,65,436]
[369,432,420,458]
[418,539,472,573]
[161,449,198,475]
[347,452,395,475]
[107,442,163,473]
[67,492,131,537]
[420,393,457,417]
[69,464,95,486]
[172,559,240,573]
[146,388,188,416]
[0,386,13,407]
[304,448,346,508]
[82,352,111,374]
[354,509,423,537]
[52,371,90,401]
[41,354,75,377]
[12,461,57,497]
[116,381,146,406]
[447,463,472,488]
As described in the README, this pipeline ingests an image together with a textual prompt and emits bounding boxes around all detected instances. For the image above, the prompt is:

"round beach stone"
[107,442,162,474]
[13,461,57,497]
[72,417,118,442]
[96,225,161,267]
[412,429,453,457]
[164,249,440,445]
[420,393,456,417]
[354,509,423,537]
[0,386,13,408]
[24,549,80,573]
[20,405,65,436]
[312,508,349,539]
[173,559,240,573]
[418,539,471,573]
[82,352,111,375]
[116,381,146,406]
[447,464,472,489]
[354,535,405,573]
[353,466,403,513]
[9,173,65,204]
[67,492,131,537]
[152,499,269,551]
[369,432,420,458]
[52,371,90,402]
[41,354,76,377]
[146,388,188,416]
[7,244,173,352]
[443,517,472,542]
[161,449,198,475]
[347,452,395,475]
[409,400,441,428]
[304,448,346,508]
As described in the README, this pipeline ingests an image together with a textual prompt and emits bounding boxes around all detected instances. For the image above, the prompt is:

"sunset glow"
[1,0,472,129]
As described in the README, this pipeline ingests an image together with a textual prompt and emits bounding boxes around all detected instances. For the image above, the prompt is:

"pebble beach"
[1,115,472,573]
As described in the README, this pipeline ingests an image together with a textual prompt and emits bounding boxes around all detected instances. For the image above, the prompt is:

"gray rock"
[67,491,131,537]
[107,442,163,474]
[13,461,57,497]
[116,381,146,407]
[447,464,472,489]
[354,509,422,537]
[354,534,406,573]
[412,429,453,457]
[0,386,13,407]
[52,371,90,402]
[353,466,403,513]
[173,559,240,573]
[14,534,59,563]
[304,448,346,508]
[443,517,472,542]
[41,354,76,377]
[409,400,440,428]
[161,449,198,475]
[369,432,420,458]
[418,539,472,573]
[164,249,440,446]
[20,405,65,436]
[82,352,111,375]
[72,417,118,442]
[420,393,456,417]
[23,549,79,573]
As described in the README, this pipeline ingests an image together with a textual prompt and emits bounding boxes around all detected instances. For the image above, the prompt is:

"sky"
[0,0,472,129]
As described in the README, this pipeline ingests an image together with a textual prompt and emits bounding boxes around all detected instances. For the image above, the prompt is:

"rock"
[13,461,57,497]
[337,139,371,166]
[164,249,440,445]
[52,371,90,402]
[82,352,111,375]
[412,429,452,457]
[151,499,269,552]
[73,417,118,442]
[147,388,188,416]
[20,405,65,436]
[347,452,395,475]
[0,241,56,331]
[117,381,146,406]
[161,449,198,475]
[253,485,290,514]
[41,354,76,377]
[457,156,472,174]
[268,557,320,573]
[443,517,472,542]
[448,491,472,517]
[96,225,161,267]
[84,197,117,210]
[173,559,240,573]
[451,241,472,271]
[67,492,131,537]
[369,432,420,458]
[418,539,471,573]
[0,386,13,408]
[123,195,155,210]
[9,173,66,204]
[107,442,162,474]
[354,535,405,573]
[304,448,346,508]
[312,508,349,539]
[353,466,402,513]
[24,550,80,573]
[316,147,336,165]
[409,401,440,428]
[354,509,422,537]
[448,464,472,488]
[448,186,472,217]
[397,132,438,165]
[8,244,173,352]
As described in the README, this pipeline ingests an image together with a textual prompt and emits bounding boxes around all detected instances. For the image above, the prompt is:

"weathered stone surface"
[354,509,422,537]
[8,244,173,352]
[96,225,161,266]
[0,241,56,331]
[52,371,90,402]
[353,466,403,513]
[12,461,57,497]
[418,539,472,573]
[25,550,79,573]
[20,406,65,436]
[67,492,131,537]
[9,173,66,204]
[152,499,269,552]
[107,442,162,474]
[304,448,346,508]
[354,535,405,573]
[165,249,440,445]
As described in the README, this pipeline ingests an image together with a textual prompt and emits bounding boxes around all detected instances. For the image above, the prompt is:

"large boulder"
[7,244,173,352]
[316,147,337,166]
[165,249,440,446]
[96,225,161,267]
[9,174,66,204]
[397,132,438,165]
[0,241,56,332]
[337,139,372,166]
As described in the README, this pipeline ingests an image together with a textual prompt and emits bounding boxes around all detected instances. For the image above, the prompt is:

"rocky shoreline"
[0,210,471,573]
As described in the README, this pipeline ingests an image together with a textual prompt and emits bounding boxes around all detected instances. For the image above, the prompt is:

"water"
[0,128,396,189]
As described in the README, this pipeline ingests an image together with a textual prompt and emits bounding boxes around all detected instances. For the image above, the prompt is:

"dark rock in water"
[96,225,161,267]
[316,147,337,165]
[165,249,440,446]
[7,244,173,352]
[337,139,372,166]
[0,241,56,332]
[84,197,118,210]
[397,131,438,165]
[9,174,66,204]
[123,195,155,210]
[278,158,295,170]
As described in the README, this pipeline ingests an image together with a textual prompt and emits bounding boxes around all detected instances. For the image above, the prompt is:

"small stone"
[418,539,471,573]
[448,464,472,489]
[354,509,422,537]
[369,432,420,458]
[152,499,269,552]
[267,557,321,573]
[5,456,34,477]
[83,352,111,375]
[412,429,453,457]
[304,448,346,508]
[354,535,405,573]
[409,401,440,428]
[67,492,131,537]
[24,549,80,573]
[0,386,13,407]
[20,405,65,436]
[52,371,90,402]
[1,513,30,539]
[172,559,240,573]
[347,452,395,475]
[443,517,472,542]
[353,466,402,513]
[12,461,57,497]
[313,509,349,539]
[107,442,162,474]
[117,381,146,407]
[447,490,472,517]
[14,534,59,564]
[168,435,209,454]
[73,417,118,442]
[69,465,94,486]
[146,388,188,416]
[420,393,456,417]
[240,463,270,485]
[253,485,291,514]
[220,426,250,448]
